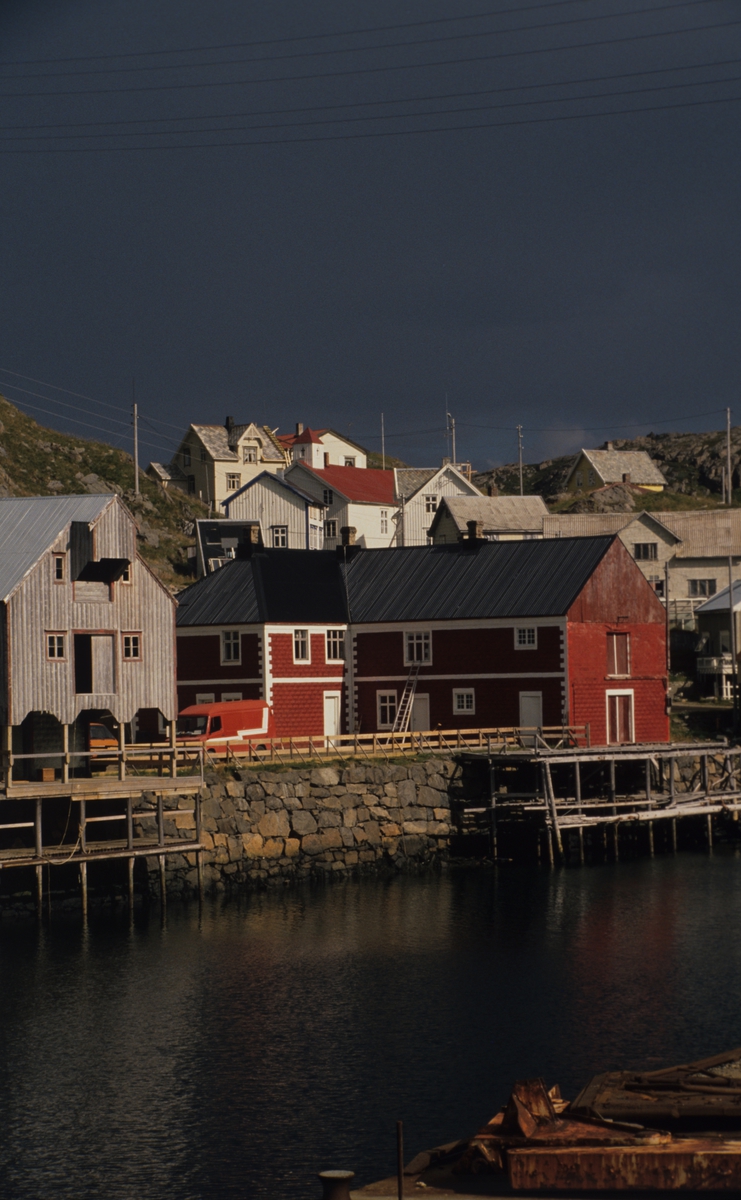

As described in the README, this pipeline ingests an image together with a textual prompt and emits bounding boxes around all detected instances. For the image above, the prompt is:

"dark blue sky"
[0,0,739,470]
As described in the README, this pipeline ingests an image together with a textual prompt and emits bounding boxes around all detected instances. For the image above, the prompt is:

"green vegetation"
[0,395,209,590]
[367,450,407,470]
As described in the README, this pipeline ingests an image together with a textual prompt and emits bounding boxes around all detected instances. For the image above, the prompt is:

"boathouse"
[0,494,177,773]
[175,533,669,744]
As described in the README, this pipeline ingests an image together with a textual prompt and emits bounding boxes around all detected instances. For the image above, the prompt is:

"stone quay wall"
[147,758,457,897]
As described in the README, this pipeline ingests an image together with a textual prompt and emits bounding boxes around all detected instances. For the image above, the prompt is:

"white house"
[221,471,326,549]
[394,465,481,545]
[148,419,289,508]
[428,495,548,543]
[284,462,396,548]
[277,425,368,469]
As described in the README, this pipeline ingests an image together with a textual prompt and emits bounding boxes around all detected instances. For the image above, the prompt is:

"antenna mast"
[381,412,386,471]
[132,379,140,495]
[517,425,524,496]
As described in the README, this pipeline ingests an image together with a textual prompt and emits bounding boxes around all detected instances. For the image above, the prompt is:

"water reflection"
[0,856,740,1198]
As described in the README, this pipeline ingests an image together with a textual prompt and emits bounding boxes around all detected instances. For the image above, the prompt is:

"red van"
[176,699,276,753]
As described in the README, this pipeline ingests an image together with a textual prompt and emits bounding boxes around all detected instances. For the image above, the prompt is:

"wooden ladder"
[392,664,421,735]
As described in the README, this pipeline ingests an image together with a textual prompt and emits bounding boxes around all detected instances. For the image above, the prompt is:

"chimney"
[486,483,498,497]
[324,452,330,467]
[467,520,484,542]
[295,422,304,436]
[622,472,631,484]
[225,416,234,431]
[605,441,613,451]
[340,526,357,546]
[248,524,261,544]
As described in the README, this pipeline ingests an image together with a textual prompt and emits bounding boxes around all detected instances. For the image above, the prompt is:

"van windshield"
[177,715,208,736]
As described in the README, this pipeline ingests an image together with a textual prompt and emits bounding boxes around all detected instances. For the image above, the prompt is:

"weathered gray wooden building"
[0,495,176,772]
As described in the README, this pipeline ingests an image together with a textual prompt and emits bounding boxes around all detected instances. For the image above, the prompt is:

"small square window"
[575,471,583,489]
[47,633,65,660]
[120,563,131,583]
[272,525,288,548]
[195,692,215,704]
[226,473,241,491]
[54,555,65,582]
[453,689,475,714]
[515,627,537,648]
[242,445,258,463]
[377,691,397,729]
[326,629,345,661]
[405,631,431,664]
[323,488,333,506]
[344,458,356,468]
[324,519,337,539]
[221,691,243,702]
[587,470,595,486]
[424,495,437,513]
[221,630,241,664]
[123,633,141,660]
[294,629,309,662]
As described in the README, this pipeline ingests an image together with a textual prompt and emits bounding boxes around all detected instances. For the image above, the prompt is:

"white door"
[323,692,341,737]
[411,694,430,732]
[519,691,543,730]
[91,635,115,694]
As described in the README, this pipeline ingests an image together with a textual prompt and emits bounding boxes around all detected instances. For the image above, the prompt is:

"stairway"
[391,664,421,735]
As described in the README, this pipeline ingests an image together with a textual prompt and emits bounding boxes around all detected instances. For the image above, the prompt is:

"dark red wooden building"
[175,534,669,744]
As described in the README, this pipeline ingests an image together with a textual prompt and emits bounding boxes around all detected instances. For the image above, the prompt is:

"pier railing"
[1,742,204,797]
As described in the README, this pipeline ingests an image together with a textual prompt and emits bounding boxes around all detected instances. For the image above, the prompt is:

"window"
[380,509,389,534]
[309,524,322,550]
[344,457,356,467]
[323,489,333,505]
[122,633,141,660]
[326,629,345,660]
[325,519,337,539]
[607,631,630,676]
[183,446,192,467]
[272,525,288,548]
[453,689,475,714]
[649,575,665,598]
[200,446,207,462]
[689,579,717,598]
[607,691,634,744]
[195,692,215,704]
[294,629,309,662]
[46,633,65,660]
[634,543,658,561]
[120,563,131,583]
[226,473,241,491]
[221,630,241,664]
[515,627,537,649]
[243,445,257,463]
[424,495,437,513]
[405,631,431,664]
[377,691,397,729]
[222,691,243,702]
[53,554,65,582]
[575,471,583,489]
[587,470,595,487]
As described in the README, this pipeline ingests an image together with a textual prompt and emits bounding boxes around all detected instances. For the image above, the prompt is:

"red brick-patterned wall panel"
[269,631,345,680]
[567,621,668,744]
[271,682,345,737]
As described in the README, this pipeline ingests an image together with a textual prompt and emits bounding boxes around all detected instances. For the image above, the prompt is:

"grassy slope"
[0,396,209,590]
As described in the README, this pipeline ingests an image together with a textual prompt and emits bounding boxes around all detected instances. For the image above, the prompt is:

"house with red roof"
[285,461,397,548]
[277,423,368,469]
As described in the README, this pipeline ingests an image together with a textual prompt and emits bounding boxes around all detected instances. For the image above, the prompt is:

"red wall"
[269,631,346,738]
[176,632,261,681]
[567,539,669,744]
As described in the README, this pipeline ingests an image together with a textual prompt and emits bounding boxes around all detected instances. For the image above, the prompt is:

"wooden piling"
[158,854,166,909]
[648,821,655,857]
[578,825,585,865]
[543,762,563,861]
[707,813,714,851]
[80,860,88,918]
[35,865,43,919]
[197,849,204,903]
[672,819,678,853]
[613,823,619,862]
[609,759,617,815]
[128,857,135,911]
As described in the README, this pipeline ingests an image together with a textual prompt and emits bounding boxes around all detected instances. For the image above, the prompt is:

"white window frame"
[424,494,437,513]
[120,563,131,583]
[377,690,398,730]
[324,519,338,539]
[380,509,389,535]
[122,632,142,661]
[323,488,333,505]
[293,628,310,663]
[343,457,356,467]
[221,630,241,665]
[326,629,345,661]
[225,473,241,491]
[242,445,258,463]
[453,688,475,715]
[606,689,635,745]
[46,633,66,660]
[404,630,431,665]
[272,525,288,548]
[607,631,631,678]
[195,692,215,704]
[515,626,537,649]
[53,554,66,583]
[221,691,243,702]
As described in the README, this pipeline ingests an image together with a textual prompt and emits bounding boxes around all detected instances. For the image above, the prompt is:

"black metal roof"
[176,537,614,626]
[342,537,615,623]
[176,550,347,625]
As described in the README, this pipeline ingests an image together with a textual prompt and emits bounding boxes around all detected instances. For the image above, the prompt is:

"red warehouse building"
[175,534,669,745]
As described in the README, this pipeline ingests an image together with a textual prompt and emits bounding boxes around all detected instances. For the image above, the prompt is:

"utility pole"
[132,379,140,496]
[517,425,524,496]
[727,407,733,506]
[729,555,739,733]
[450,414,456,466]
[381,412,386,471]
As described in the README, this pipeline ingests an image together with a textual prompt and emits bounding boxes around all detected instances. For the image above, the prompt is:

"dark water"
[2,853,741,1199]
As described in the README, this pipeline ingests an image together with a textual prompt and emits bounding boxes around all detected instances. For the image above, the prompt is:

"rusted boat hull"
[508,1140,741,1190]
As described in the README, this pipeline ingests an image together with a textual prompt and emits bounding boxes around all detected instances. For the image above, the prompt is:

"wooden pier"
[454,741,741,865]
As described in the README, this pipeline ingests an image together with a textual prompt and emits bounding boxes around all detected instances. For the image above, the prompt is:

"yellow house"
[565,444,667,494]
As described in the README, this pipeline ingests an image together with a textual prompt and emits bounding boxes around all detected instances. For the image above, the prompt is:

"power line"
[0,365,185,431]
[1,14,737,101]
[5,68,739,145]
[0,391,167,452]
[3,53,737,136]
[457,409,729,432]
[0,1,712,83]
[1,86,739,154]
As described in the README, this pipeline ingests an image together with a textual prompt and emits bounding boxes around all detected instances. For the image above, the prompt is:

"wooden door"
[411,694,430,732]
[519,691,543,729]
[323,691,341,737]
[91,635,115,694]
[607,692,634,744]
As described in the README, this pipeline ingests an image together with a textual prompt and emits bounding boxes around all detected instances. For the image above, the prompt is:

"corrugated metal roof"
[654,511,741,558]
[696,580,741,613]
[176,550,347,625]
[288,462,395,503]
[437,495,548,534]
[343,537,614,622]
[574,449,667,486]
[544,513,653,537]
[0,494,115,601]
[222,470,324,512]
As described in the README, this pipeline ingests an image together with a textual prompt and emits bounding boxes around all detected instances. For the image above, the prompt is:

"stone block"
[396,778,417,806]
[227,836,243,861]
[381,823,401,837]
[301,834,324,856]
[262,838,284,859]
[383,783,398,797]
[427,774,446,791]
[310,766,340,786]
[317,811,341,828]
[291,810,318,836]
[319,793,349,810]
[248,800,266,818]
[344,850,359,865]
[201,797,222,819]
[346,784,368,795]
[213,833,228,847]
[320,828,343,850]
[284,838,300,858]
[382,837,400,855]
[226,782,244,798]
[368,806,388,820]
[200,831,215,851]
[258,811,290,838]
[417,785,440,808]
[401,806,425,821]
[245,784,266,802]
[342,808,357,828]
[241,833,264,858]
[428,822,450,836]
[235,814,253,834]
[359,850,376,862]
[340,827,355,847]
[363,821,382,845]
[353,827,368,845]
[356,806,369,822]
[402,820,429,835]
[433,808,450,821]
[403,834,425,855]
[342,765,368,783]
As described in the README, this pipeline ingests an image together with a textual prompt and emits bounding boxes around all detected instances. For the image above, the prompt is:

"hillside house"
[148,419,288,507]
[428,495,548,543]
[395,466,482,544]
[565,445,666,494]
[277,424,368,468]
[0,495,177,776]
[220,471,326,549]
[695,581,741,700]
[284,462,397,548]
[175,536,668,745]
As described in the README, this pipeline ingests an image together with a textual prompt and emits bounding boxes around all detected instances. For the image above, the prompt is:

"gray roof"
[147,461,185,483]
[570,449,667,487]
[0,494,114,601]
[226,422,287,462]
[394,468,438,499]
[696,580,741,614]
[544,509,741,558]
[222,469,325,512]
[190,425,238,462]
[176,536,615,626]
[433,495,548,535]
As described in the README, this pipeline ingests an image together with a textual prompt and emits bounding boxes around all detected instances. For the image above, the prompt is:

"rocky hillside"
[0,395,209,589]
[474,427,741,512]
